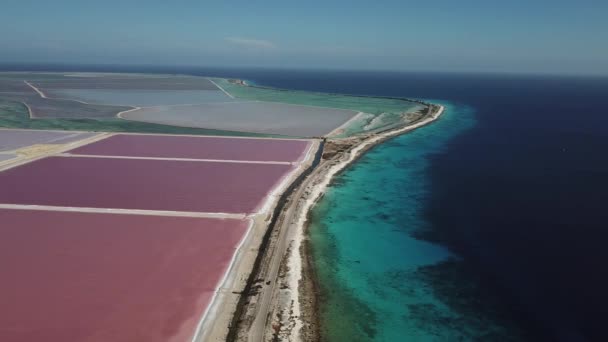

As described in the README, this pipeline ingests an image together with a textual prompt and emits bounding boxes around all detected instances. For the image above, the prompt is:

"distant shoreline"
[228,77,431,107]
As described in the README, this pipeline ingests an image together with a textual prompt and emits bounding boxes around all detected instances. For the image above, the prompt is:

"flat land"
[68,134,310,162]
[2,73,411,137]
[0,131,317,342]
[0,92,131,118]
[0,129,96,151]
[0,73,224,119]
[0,99,260,137]
[31,74,220,90]
[0,156,294,213]
[0,209,248,342]
[0,153,15,162]
[46,89,236,106]
[122,101,357,137]
[0,79,31,92]
[0,72,429,341]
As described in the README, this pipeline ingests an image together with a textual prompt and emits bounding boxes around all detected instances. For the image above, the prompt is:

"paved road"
[246,158,324,342]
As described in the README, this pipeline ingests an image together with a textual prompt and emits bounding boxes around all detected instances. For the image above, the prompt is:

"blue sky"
[1,0,607,74]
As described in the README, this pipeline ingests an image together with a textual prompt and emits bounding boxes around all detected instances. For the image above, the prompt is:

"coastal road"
[244,106,442,341]
[246,152,325,342]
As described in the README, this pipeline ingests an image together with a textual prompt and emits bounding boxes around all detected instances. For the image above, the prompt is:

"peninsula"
[0,72,442,342]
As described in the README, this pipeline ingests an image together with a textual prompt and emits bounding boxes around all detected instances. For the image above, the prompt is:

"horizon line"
[0,62,607,79]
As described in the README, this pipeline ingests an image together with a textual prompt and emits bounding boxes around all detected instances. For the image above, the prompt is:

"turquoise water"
[310,102,527,341]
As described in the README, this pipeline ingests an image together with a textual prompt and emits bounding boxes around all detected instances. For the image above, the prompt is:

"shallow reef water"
[309,102,531,341]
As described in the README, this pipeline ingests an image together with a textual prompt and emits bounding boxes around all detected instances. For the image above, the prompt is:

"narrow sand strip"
[0,132,111,172]
[24,81,46,98]
[24,80,93,105]
[208,78,235,99]
[0,203,247,219]
[116,106,142,119]
[190,219,254,342]
[56,153,294,165]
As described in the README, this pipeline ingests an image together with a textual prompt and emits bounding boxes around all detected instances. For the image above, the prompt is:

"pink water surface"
[0,156,293,213]
[0,209,248,342]
[69,134,310,162]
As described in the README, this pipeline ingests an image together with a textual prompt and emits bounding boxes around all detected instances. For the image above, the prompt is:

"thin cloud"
[225,37,277,49]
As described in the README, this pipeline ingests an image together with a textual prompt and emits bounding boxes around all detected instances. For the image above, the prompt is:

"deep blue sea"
[3,65,607,341]
[229,69,608,342]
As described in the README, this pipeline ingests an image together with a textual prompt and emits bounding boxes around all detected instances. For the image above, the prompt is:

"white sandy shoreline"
[275,105,445,341]
[193,139,321,342]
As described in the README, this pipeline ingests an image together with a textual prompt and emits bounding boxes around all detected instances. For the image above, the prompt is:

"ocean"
[234,70,608,341]
[3,65,607,341]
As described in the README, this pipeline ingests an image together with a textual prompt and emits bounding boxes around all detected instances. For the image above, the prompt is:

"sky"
[1,0,607,75]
